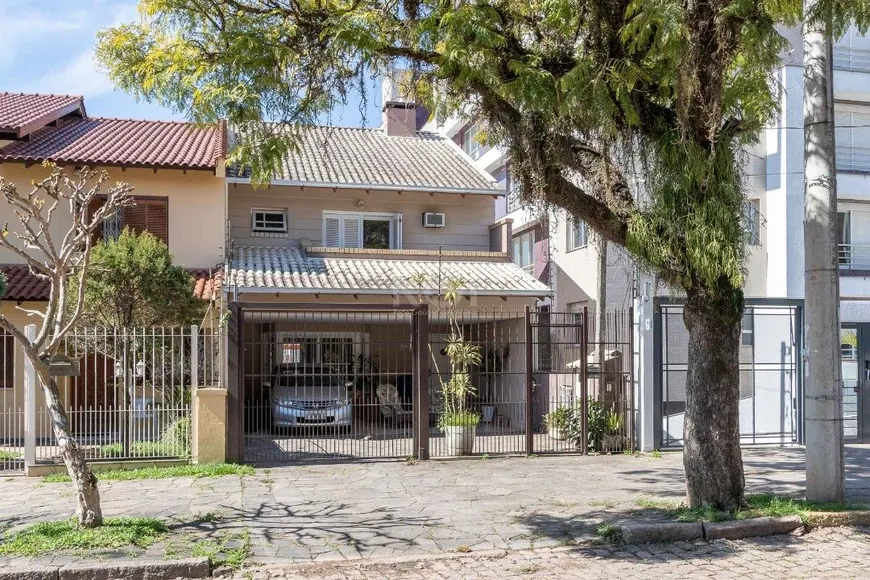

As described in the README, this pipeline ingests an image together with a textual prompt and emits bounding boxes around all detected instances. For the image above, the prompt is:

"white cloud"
[0,2,90,64]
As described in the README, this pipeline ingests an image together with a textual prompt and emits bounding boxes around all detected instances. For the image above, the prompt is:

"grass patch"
[0,518,167,557]
[43,463,254,483]
[635,493,866,523]
[166,527,251,570]
[0,450,21,461]
[596,523,623,544]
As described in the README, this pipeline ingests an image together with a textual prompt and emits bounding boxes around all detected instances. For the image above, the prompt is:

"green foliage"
[545,399,613,452]
[0,271,7,301]
[604,409,623,435]
[635,493,867,523]
[543,406,573,432]
[42,463,253,483]
[595,523,623,544]
[0,517,167,556]
[0,450,20,461]
[83,229,204,328]
[99,416,191,459]
[437,279,482,428]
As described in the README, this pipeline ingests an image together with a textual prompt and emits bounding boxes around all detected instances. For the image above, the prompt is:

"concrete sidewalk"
[0,446,868,569]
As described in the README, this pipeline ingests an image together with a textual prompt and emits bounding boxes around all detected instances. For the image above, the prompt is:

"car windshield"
[275,374,349,388]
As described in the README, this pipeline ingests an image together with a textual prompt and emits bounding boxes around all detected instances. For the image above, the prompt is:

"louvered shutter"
[323,216,341,247]
[86,198,104,242]
[342,216,361,248]
[390,214,403,249]
[123,198,169,245]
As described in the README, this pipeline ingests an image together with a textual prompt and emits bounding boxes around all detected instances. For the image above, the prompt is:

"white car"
[271,367,353,431]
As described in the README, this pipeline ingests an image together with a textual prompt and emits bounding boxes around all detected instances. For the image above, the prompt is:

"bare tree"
[0,164,131,527]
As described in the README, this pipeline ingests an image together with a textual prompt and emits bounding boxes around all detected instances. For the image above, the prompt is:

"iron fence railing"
[30,325,222,464]
[233,304,636,464]
[840,244,870,271]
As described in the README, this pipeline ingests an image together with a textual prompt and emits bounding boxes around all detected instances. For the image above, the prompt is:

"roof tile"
[230,126,500,193]
[0,92,83,136]
[0,117,224,170]
[226,246,551,296]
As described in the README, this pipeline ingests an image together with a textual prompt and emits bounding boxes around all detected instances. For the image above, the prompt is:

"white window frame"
[462,124,481,160]
[567,216,588,251]
[322,211,403,249]
[252,208,288,233]
[743,200,761,246]
[513,230,535,275]
[271,331,368,370]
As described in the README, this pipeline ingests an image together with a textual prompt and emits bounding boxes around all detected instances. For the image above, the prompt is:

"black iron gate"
[228,303,635,465]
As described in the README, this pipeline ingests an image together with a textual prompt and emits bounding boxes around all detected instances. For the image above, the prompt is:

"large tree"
[97,0,865,509]
[0,165,131,527]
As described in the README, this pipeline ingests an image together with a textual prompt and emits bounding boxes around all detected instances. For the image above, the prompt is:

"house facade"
[0,92,225,448]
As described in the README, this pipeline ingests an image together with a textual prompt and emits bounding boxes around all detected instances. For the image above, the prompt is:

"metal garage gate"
[655,298,803,448]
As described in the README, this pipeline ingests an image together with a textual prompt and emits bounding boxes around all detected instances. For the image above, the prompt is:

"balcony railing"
[840,244,870,271]
[837,145,870,173]
[833,46,870,73]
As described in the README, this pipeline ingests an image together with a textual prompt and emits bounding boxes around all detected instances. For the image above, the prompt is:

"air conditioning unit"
[422,212,446,228]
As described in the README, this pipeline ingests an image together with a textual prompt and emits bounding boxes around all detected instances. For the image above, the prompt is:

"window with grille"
[252,209,288,233]
[506,172,522,213]
[743,200,761,246]
[567,216,587,251]
[322,212,402,249]
[89,196,169,244]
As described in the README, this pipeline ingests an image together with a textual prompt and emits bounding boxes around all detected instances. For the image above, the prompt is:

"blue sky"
[1,0,379,126]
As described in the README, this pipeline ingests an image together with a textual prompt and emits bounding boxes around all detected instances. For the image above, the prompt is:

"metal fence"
[0,331,24,473]
[655,299,802,448]
[231,304,635,465]
[30,325,221,465]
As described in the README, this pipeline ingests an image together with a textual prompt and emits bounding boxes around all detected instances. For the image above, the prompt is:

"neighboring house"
[0,92,226,441]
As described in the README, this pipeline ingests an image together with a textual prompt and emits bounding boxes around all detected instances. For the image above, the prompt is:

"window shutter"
[123,198,169,244]
[390,214,403,249]
[342,216,361,248]
[323,216,341,247]
[86,198,105,241]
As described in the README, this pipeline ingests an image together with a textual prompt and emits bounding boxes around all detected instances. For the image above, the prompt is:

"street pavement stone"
[0,446,868,570]
[235,527,870,579]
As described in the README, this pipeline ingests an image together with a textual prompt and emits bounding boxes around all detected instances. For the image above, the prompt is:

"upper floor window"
[506,171,522,214]
[252,208,288,233]
[567,216,587,251]
[743,200,761,246]
[512,230,534,275]
[836,103,870,172]
[323,211,402,249]
[461,124,483,160]
[89,196,169,245]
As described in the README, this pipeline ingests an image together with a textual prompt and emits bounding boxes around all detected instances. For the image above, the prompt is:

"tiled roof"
[0,265,221,301]
[0,117,225,170]
[229,126,500,193]
[0,93,83,138]
[226,246,551,296]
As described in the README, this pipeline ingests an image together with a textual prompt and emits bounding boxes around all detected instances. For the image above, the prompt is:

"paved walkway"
[237,527,870,578]
[0,446,869,569]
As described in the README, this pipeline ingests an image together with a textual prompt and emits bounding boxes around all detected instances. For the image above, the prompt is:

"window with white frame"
[512,230,534,275]
[322,211,402,249]
[742,200,761,246]
[839,211,852,265]
[252,208,288,233]
[275,333,360,371]
[567,216,587,251]
[461,123,482,160]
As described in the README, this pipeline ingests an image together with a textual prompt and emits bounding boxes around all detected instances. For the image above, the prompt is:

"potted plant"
[437,280,482,455]
[543,406,572,441]
[602,409,624,453]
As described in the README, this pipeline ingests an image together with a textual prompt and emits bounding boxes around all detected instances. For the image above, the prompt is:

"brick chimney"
[382,72,417,137]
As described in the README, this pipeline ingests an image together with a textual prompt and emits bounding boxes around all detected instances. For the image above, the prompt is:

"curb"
[616,516,804,545]
[0,558,209,580]
[805,510,870,527]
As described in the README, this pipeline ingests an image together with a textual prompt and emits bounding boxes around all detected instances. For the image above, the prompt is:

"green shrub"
[99,416,191,458]
[438,409,480,428]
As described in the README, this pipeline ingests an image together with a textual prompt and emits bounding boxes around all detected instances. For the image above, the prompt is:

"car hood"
[274,385,347,402]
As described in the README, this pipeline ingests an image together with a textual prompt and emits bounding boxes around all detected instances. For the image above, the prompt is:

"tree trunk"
[682,289,745,510]
[34,362,103,527]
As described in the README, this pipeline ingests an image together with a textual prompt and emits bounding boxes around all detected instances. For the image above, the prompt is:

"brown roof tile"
[0,92,84,138]
[1,265,222,302]
[0,117,224,170]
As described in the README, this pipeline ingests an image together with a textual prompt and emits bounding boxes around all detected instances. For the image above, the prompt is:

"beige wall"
[0,164,225,269]
[228,183,495,252]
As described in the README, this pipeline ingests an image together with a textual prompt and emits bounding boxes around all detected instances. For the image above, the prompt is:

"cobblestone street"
[236,527,870,579]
